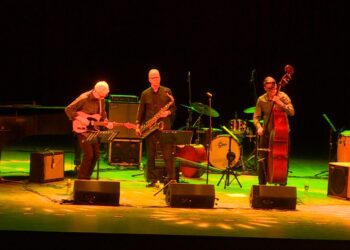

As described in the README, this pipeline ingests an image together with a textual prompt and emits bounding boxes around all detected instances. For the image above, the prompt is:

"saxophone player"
[135,68,177,187]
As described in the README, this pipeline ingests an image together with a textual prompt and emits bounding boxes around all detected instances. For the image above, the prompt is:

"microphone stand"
[186,71,192,130]
[206,94,213,184]
[250,69,258,104]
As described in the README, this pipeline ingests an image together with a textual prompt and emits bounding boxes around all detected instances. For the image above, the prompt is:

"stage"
[0,137,349,249]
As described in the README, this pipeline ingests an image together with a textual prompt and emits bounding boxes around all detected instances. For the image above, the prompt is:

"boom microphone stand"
[186,71,193,130]
[315,114,338,176]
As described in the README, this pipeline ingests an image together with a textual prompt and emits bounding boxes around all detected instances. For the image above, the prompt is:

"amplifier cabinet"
[328,162,350,199]
[29,151,64,183]
[108,102,139,138]
[108,139,142,167]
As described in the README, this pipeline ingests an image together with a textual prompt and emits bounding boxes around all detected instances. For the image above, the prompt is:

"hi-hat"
[191,102,220,117]
[243,106,256,114]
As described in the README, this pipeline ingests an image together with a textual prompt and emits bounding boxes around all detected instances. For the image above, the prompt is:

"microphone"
[187,71,191,82]
[206,92,212,98]
[322,113,337,133]
[250,69,256,82]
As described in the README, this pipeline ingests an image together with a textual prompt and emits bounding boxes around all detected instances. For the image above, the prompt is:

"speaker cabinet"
[166,183,215,208]
[328,162,350,199]
[250,185,297,210]
[29,151,64,183]
[73,180,120,206]
[108,139,142,167]
[108,102,139,138]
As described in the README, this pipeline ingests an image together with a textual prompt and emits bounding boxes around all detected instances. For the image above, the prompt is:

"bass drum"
[209,135,241,170]
[338,130,350,162]
[176,144,207,178]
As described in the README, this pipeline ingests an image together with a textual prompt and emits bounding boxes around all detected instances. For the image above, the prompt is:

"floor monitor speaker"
[73,180,120,206]
[166,183,215,208]
[250,185,297,210]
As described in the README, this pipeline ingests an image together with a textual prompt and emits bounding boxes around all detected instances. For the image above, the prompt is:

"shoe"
[146,182,156,188]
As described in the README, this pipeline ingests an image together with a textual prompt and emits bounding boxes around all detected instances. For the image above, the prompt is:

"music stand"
[159,130,193,145]
[217,125,242,188]
[85,130,119,180]
[153,130,193,196]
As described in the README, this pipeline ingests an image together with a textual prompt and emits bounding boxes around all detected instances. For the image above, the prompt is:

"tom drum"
[229,119,247,135]
[338,130,350,162]
[209,135,241,170]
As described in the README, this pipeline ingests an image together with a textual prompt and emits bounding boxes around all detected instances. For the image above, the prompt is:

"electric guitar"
[73,111,136,133]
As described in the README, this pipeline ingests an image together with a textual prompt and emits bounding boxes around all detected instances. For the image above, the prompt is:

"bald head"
[94,81,110,99]
[148,68,161,91]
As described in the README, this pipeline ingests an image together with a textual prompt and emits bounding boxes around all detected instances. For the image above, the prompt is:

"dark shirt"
[136,86,176,130]
[253,91,295,133]
[65,90,108,121]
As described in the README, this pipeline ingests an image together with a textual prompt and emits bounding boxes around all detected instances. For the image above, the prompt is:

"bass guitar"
[73,111,136,133]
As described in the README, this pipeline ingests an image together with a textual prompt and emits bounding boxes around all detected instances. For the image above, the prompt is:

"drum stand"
[217,128,242,189]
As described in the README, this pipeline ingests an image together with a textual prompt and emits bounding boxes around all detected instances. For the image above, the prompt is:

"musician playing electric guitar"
[65,81,126,180]
[253,74,295,185]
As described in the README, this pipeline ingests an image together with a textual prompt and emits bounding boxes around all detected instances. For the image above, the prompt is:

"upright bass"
[266,65,294,184]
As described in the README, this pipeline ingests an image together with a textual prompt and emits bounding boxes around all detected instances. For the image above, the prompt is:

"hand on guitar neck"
[73,111,136,133]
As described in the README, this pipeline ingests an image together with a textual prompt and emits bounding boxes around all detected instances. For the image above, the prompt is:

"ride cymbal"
[243,106,256,114]
[191,102,220,117]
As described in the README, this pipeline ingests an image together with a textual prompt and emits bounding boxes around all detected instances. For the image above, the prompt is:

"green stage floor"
[0,139,349,249]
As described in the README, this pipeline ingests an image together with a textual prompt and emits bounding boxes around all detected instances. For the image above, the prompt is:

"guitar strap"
[99,99,103,117]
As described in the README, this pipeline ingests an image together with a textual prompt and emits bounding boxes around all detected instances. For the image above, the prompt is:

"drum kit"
[179,103,259,181]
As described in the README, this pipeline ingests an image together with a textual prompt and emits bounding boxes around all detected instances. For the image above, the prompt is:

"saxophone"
[139,92,174,139]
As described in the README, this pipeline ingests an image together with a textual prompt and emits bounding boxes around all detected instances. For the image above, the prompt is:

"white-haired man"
[65,81,114,179]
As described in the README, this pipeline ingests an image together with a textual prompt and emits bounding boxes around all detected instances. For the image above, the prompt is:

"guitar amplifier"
[109,94,139,103]
[29,150,64,183]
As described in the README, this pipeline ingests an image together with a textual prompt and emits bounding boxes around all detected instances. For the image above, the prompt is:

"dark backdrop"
[1,0,349,158]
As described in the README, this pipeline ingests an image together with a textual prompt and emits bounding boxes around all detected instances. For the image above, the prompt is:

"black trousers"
[76,133,100,180]
[145,131,175,183]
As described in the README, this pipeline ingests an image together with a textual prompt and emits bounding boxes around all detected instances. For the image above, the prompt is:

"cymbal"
[191,102,220,117]
[243,106,256,114]
[249,119,264,124]
[180,104,196,111]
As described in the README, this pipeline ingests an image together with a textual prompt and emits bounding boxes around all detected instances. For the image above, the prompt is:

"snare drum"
[229,119,247,135]
[209,135,241,170]
[338,130,350,162]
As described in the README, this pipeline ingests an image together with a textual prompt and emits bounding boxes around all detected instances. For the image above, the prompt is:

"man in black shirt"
[135,69,176,187]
